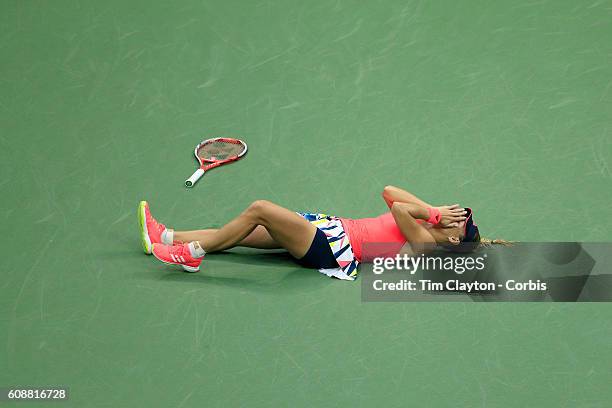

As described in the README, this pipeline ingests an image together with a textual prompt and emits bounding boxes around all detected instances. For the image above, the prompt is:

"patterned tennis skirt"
[297,212,359,281]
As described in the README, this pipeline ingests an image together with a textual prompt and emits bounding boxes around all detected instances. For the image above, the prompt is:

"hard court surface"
[1,1,612,406]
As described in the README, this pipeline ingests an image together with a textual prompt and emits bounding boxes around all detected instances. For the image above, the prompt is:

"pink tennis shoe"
[152,243,203,273]
[138,200,167,255]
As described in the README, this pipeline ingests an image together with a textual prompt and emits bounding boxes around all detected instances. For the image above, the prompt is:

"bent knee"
[245,200,275,219]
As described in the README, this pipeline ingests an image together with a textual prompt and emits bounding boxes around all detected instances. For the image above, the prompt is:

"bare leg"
[174,226,281,249]
[189,200,317,259]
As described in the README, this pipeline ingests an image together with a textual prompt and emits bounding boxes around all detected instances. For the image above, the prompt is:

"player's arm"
[382,185,433,209]
[390,202,436,253]
[384,186,467,228]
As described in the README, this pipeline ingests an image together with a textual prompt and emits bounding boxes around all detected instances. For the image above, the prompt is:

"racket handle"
[185,168,205,187]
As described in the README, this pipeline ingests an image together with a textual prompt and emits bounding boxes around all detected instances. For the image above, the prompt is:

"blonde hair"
[479,238,514,247]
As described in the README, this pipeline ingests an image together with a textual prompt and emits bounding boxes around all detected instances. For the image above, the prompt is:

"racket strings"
[197,140,245,160]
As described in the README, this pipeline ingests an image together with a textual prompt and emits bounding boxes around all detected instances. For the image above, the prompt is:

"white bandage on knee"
[161,229,174,245]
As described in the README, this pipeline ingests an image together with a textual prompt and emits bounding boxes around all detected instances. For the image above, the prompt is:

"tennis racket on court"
[185,137,248,187]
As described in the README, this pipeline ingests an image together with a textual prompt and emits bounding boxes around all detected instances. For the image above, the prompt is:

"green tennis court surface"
[1,0,611,406]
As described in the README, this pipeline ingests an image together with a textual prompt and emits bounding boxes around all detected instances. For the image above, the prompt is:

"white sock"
[161,229,174,245]
[188,241,206,258]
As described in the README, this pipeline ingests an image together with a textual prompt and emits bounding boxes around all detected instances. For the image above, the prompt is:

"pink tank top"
[340,212,413,262]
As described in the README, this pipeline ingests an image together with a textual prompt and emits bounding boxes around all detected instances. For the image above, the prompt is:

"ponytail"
[479,238,513,247]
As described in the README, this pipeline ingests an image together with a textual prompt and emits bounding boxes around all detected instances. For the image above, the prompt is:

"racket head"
[194,137,248,165]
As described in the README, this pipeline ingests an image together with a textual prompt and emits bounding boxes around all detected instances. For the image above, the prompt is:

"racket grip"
[185,168,205,187]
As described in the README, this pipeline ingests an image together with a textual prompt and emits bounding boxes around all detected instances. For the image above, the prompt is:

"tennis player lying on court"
[138,186,488,280]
